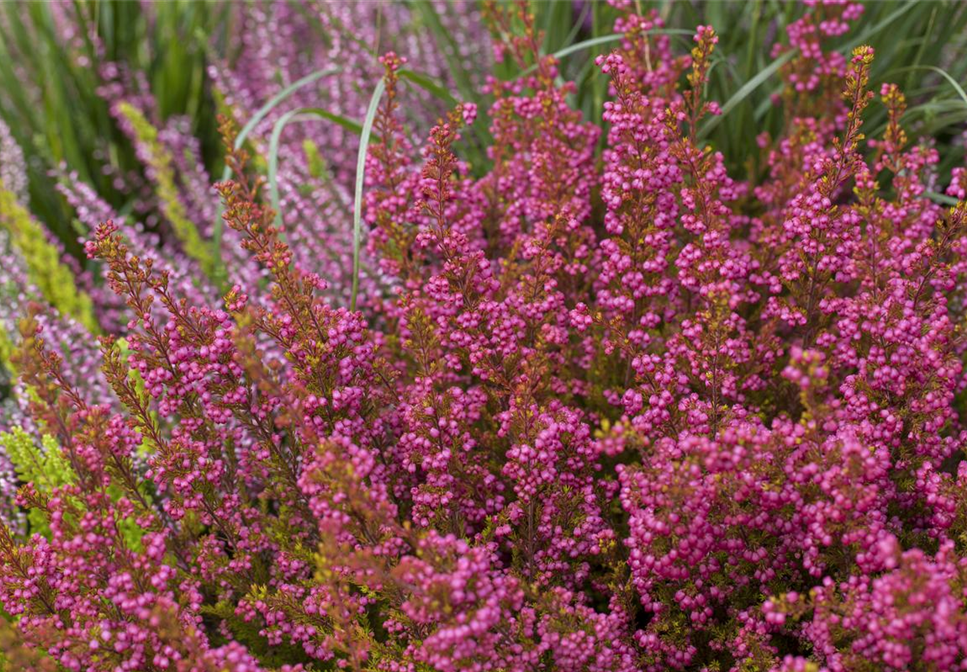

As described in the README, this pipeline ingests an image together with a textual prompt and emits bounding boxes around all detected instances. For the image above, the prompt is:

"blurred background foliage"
[0,1,229,253]
[0,0,965,260]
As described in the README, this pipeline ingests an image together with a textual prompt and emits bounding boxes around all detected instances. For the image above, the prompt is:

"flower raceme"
[2,2,967,671]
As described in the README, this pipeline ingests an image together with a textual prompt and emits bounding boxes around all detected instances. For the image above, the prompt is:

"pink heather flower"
[1,3,966,671]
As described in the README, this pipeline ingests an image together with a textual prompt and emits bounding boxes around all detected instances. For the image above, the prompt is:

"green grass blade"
[560,1,591,53]
[398,69,459,106]
[291,108,365,137]
[351,78,386,312]
[700,49,795,138]
[233,66,343,156]
[548,34,626,62]
[408,0,478,104]
[537,0,579,56]
[517,30,694,79]
[268,108,304,236]
[925,191,960,207]
[268,107,363,229]
[843,1,918,52]
[890,65,967,106]
[214,66,342,264]
[398,68,491,166]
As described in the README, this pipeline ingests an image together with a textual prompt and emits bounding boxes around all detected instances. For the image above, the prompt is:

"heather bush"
[2,1,967,671]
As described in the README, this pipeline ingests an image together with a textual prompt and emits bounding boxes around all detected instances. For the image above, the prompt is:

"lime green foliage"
[0,325,13,381]
[106,350,154,548]
[2,427,74,492]
[0,1,224,251]
[107,481,148,553]
[2,425,147,548]
[0,182,96,331]
[112,337,157,459]
[115,102,215,275]
[2,428,75,535]
[303,139,328,181]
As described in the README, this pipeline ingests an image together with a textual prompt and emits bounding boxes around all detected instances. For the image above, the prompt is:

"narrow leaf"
[517,30,694,79]
[700,49,795,137]
[891,65,967,107]
[351,78,386,312]
[214,66,341,261]
[268,107,364,230]
[926,191,960,207]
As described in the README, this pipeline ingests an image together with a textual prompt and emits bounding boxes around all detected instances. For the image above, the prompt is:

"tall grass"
[521,1,967,176]
[1,0,965,258]
[0,0,226,254]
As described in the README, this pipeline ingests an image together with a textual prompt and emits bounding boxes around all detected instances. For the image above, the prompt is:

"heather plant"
[2,1,967,671]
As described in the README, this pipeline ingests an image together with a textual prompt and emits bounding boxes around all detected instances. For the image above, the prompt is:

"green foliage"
[2,427,75,536]
[268,106,362,230]
[201,598,316,668]
[0,184,96,331]
[2,427,75,493]
[106,481,148,552]
[303,139,329,181]
[408,0,481,106]
[0,0,225,255]
[520,0,967,175]
[2,422,148,548]
[0,323,13,385]
[111,337,156,459]
[114,102,215,275]
[2,0,965,262]
[213,65,342,263]
[352,77,387,312]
